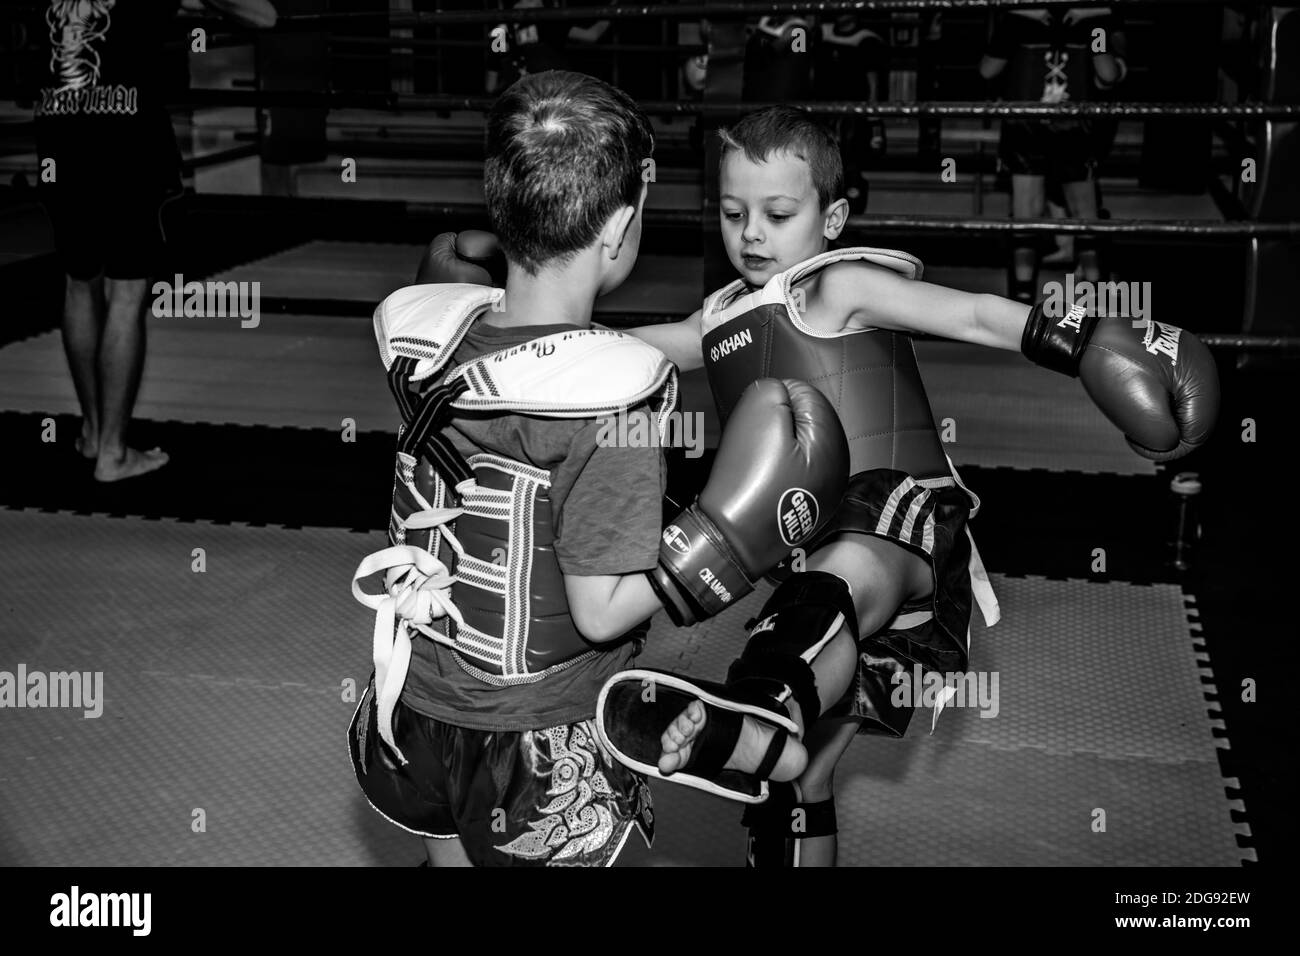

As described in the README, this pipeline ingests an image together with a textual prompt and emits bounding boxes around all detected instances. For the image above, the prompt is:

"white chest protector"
[354,283,677,763]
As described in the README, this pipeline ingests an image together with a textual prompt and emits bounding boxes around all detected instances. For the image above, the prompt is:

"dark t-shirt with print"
[987,9,1122,103]
[400,318,668,732]
[34,0,181,181]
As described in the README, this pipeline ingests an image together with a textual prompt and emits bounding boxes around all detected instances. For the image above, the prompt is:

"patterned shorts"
[348,682,654,866]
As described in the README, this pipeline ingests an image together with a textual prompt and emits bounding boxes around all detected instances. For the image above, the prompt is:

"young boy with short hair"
[596,105,1220,867]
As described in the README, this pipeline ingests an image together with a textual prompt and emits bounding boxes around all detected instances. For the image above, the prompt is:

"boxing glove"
[415,231,507,287]
[1021,301,1220,460]
[649,379,849,626]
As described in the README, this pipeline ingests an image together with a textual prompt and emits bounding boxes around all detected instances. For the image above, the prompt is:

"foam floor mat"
[0,511,1247,865]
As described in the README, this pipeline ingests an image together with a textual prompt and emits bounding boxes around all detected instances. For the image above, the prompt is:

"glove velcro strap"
[654,506,756,624]
[1020,298,1100,377]
[645,568,692,628]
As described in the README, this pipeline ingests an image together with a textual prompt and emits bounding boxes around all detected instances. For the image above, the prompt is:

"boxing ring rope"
[329,35,708,56]
[839,217,1300,239]
[185,191,1294,241]
[269,0,1237,29]
[176,88,1300,120]
[152,0,1297,353]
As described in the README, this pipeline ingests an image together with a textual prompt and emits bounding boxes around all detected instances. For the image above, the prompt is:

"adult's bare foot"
[659,699,808,782]
[75,422,98,459]
[94,446,169,482]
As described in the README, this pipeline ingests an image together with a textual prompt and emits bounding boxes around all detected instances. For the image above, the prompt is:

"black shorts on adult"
[36,116,181,281]
[999,119,1096,184]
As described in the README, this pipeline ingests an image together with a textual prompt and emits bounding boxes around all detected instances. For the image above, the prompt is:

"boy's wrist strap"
[1020,299,1099,377]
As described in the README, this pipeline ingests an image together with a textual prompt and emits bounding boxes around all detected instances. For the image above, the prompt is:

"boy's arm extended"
[824,261,1031,351]
[823,261,1220,461]
[618,309,706,371]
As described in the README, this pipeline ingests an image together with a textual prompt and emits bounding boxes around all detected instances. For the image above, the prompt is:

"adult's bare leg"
[60,273,105,457]
[94,277,167,481]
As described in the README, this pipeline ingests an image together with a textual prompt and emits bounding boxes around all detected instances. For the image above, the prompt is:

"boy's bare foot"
[659,699,808,782]
[94,446,169,482]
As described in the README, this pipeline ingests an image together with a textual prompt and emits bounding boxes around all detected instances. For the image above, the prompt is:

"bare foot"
[75,423,98,459]
[1042,238,1074,266]
[1075,250,1102,284]
[94,446,169,483]
[659,700,808,782]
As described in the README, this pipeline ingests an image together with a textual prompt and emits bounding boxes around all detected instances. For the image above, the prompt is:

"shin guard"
[743,783,838,868]
[727,571,858,729]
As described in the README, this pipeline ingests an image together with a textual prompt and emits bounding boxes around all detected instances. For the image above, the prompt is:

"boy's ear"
[823,198,851,241]
[603,202,638,258]
[603,183,647,258]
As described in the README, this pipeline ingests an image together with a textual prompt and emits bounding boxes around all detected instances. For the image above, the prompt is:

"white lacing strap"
[940,452,1000,630]
[352,506,467,765]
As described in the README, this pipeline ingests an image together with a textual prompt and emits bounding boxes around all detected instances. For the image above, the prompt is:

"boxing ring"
[0,270,1253,864]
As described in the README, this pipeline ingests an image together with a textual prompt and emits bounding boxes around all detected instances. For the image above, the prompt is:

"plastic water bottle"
[1170,472,1202,571]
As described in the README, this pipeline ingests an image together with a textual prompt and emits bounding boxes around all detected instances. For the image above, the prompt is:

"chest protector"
[354,283,677,763]
[701,247,949,481]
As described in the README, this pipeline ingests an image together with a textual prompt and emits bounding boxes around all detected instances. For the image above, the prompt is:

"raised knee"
[731,571,859,726]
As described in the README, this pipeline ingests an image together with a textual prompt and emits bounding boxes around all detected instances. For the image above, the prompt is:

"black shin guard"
[727,572,858,729]
[744,784,838,868]
[743,781,798,868]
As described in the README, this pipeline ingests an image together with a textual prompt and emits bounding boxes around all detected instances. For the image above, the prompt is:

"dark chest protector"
[701,247,950,480]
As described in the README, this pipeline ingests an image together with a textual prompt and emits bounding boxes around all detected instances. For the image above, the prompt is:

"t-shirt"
[33,0,181,177]
[400,318,668,731]
[987,8,1122,104]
